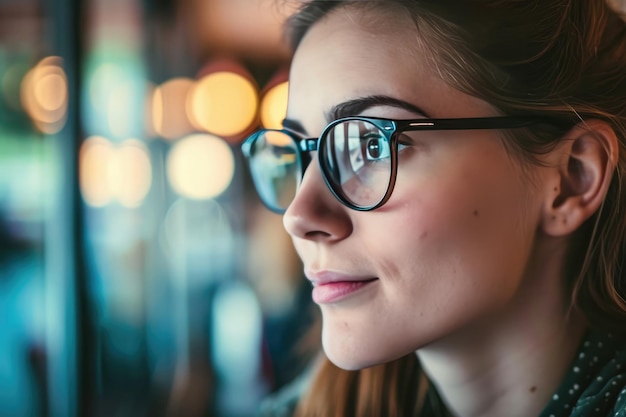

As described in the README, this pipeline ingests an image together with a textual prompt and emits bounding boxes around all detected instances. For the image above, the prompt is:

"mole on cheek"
[473,210,479,217]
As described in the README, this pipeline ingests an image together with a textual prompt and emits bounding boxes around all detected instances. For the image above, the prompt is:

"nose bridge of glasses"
[299,138,319,152]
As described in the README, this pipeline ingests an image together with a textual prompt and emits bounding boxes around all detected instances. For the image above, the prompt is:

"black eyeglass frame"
[241,115,555,213]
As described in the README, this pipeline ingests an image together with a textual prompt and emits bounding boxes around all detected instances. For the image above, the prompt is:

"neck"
[416,241,587,417]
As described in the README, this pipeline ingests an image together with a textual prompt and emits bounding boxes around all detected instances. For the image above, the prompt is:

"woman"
[242,0,626,416]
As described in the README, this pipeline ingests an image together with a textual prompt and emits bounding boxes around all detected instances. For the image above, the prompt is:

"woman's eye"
[367,138,382,158]
[363,135,390,161]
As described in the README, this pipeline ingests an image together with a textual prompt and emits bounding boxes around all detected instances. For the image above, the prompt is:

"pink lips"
[307,271,378,304]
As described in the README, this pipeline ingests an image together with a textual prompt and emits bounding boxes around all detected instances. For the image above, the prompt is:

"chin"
[325,351,373,371]
[322,336,399,371]
[324,345,412,371]
[320,323,431,371]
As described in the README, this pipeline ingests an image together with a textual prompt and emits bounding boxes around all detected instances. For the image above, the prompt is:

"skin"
[280,4,616,417]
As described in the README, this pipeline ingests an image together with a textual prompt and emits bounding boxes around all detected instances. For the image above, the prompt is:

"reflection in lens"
[249,131,300,212]
[321,120,391,208]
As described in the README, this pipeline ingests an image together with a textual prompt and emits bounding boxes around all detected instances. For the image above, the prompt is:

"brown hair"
[285,1,626,415]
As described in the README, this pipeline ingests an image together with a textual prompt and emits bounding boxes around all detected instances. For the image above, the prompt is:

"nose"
[283,158,353,242]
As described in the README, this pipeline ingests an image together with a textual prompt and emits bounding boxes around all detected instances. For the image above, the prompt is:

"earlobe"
[541,120,619,237]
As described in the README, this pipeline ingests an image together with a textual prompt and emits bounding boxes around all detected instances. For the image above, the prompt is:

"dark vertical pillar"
[44,0,92,415]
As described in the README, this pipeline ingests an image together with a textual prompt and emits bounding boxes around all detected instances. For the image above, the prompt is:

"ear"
[541,119,619,237]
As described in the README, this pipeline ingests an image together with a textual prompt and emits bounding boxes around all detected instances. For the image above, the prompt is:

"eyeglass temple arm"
[395,116,551,131]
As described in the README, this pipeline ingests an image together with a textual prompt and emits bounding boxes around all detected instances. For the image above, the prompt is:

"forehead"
[301,3,418,47]
[289,5,425,95]
[287,4,494,125]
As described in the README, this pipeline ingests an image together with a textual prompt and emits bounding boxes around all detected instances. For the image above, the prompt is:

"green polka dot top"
[539,328,626,417]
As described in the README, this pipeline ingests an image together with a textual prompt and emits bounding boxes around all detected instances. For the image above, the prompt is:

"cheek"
[367,153,540,320]
[387,146,538,259]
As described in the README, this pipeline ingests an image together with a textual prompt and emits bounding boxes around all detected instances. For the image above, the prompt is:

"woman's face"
[283,5,548,370]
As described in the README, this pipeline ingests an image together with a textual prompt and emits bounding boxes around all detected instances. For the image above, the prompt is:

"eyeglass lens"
[247,130,301,212]
[248,119,393,212]
[320,120,392,208]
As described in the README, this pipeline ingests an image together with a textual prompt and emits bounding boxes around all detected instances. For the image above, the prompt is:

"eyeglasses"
[241,115,547,213]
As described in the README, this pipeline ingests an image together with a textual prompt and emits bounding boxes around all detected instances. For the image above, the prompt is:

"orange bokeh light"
[188,64,259,141]
[21,56,68,134]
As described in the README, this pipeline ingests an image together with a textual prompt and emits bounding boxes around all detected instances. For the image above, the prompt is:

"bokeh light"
[260,81,288,130]
[106,139,152,208]
[80,136,116,207]
[83,49,147,140]
[107,82,137,140]
[80,136,152,208]
[188,71,259,140]
[20,56,68,134]
[166,133,235,200]
[152,78,196,140]
[88,63,125,111]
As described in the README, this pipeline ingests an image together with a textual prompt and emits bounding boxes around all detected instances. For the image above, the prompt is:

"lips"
[306,270,378,304]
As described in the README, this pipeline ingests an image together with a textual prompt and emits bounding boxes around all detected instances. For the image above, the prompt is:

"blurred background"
[0,0,319,416]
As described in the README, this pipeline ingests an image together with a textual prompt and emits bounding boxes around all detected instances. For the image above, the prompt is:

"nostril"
[304,230,333,239]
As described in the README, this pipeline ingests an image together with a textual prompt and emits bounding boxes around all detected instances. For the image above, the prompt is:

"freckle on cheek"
[473,210,479,217]
[420,231,429,239]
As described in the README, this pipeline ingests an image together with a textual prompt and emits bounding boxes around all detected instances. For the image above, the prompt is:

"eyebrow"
[282,95,430,136]
[282,118,306,134]
[327,95,430,121]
